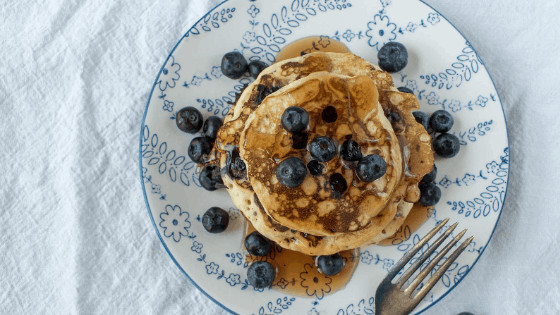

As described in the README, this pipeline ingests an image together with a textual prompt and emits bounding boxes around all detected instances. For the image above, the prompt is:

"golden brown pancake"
[240,73,402,236]
[215,52,433,255]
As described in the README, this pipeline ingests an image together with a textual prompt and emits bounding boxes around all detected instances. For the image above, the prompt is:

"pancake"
[215,52,433,255]
[240,73,402,236]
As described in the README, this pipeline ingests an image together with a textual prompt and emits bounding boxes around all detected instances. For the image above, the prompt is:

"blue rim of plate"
[138,1,510,314]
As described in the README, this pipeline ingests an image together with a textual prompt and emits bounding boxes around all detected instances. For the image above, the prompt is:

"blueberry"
[248,60,268,79]
[228,149,246,179]
[341,139,362,161]
[176,106,203,134]
[221,51,248,79]
[329,173,348,197]
[255,84,281,105]
[377,42,408,72]
[281,106,309,133]
[429,110,454,133]
[419,183,441,206]
[202,207,229,233]
[317,253,345,276]
[413,111,430,130]
[199,165,224,191]
[188,137,212,164]
[247,261,275,289]
[276,157,307,188]
[202,116,223,140]
[357,154,387,182]
[307,160,324,176]
[433,133,460,158]
[244,231,273,256]
[309,137,337,162]
[291,132,309,149]
[397,86,414,94]
[321,106,338,123]
[386,111,401,124]
[421,164,437,183]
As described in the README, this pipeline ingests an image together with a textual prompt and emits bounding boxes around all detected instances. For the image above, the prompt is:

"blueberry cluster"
[276,106,387,197]
[244,231,276,288]
[375,41,459,207]
[412,110,461,158]
[176,106,225,191]
[409,109,460,206]
[221,51,269,80]
[419,165,441,206]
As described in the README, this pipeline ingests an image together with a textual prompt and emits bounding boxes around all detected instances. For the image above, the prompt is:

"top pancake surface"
[240,72,402,236]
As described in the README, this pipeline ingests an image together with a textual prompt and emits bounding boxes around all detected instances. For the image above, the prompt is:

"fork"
[374,218,473,315]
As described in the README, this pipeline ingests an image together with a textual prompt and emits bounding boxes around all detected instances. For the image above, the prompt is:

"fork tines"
[390,218,473,301]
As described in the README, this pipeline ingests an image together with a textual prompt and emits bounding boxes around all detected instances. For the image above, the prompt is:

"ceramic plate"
[139,0,509,313]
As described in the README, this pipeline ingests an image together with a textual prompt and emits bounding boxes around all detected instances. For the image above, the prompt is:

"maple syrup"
[378,204,433,246]
[244,223,359,298]
[275,36,350,62]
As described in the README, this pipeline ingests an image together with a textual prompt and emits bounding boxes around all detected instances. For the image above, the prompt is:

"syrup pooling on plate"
[378,204,433,246]
[244,223,359,297]
[275,36,350,62]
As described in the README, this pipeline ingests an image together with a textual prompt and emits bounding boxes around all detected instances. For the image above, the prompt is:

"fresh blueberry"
[386,111,401,124]
[307,160,324,176]
[247,261,275,289]
[188,137,212,164]
[317,253,345,276]
[429,110,454,133]
[397,86,414,94]
[413,111,430,130]
[377,42,408,72]
[276,157,307,188]
[321,106,338,123]
[202,207,229,233]
[255,84,281,105]
[419,183,441,206]
[421,164,437,183]
[202,116,223,140]
[309,137,337,162]
[221,51,248,79]
[248,60,268,79]
[291,132,309,149]
[244,231,273,256]
[176,106,203,134]
[329,173,348,198]
[341,139,362,161]
[433,133,460,158]
[228,149,246,180]
[281,106,309,133]
[357,154,387,182]
[199,165,224,191]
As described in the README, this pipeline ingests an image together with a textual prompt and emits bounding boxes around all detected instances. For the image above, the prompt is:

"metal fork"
[374,218,473,315]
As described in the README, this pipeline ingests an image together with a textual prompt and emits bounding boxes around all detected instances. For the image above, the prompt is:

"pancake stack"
[215,52,434,256]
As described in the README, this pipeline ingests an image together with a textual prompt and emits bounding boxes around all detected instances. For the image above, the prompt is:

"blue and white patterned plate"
[139,0,509,313]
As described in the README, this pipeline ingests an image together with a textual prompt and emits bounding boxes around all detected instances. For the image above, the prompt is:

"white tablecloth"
[1,0,558,314]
